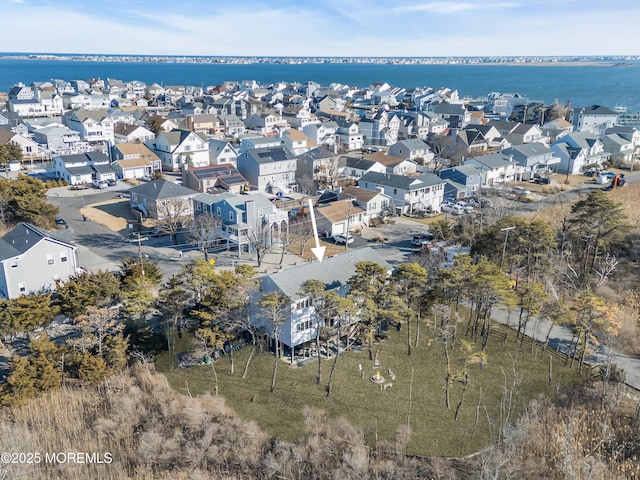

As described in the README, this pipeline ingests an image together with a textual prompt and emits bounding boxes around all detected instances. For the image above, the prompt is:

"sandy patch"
[80,199,139,233]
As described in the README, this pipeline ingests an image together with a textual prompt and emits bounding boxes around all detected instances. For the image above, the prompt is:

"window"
[47,254,54,266]
[216,207,221,216]
[196,202,201,211]
[185,145,191,151]
[18,282,26,293]
[60,252,68,263]
[10,261,17,269]
[393,189,397,195]
[229,211,234,221]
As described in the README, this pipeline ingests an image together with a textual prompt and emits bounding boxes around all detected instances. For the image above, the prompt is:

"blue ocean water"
[1,58,639,111]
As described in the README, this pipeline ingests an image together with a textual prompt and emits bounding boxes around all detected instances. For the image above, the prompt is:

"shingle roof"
[260,247,392,301]
[359,172,444,190]
[0,223,74,261]
[129,178,198,200]
[316,199,365,224]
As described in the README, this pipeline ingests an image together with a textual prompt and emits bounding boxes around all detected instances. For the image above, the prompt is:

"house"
[569,105,618,135]
[236,147,298,194]
[239,136,281,153]
[192,191,288,257]
[31,125,84,156]
[338,185,392,220]
[505,123,549,146]
[336,120,363,151]
[183,164,249,194]
[438,164,483,198]
[281,128,316,156]
[359,171,446,214]
[129,179,198,219]
[113,124,155,144]
[186,114,223,136]
[502,143,560,178]
[464,153,523,186]
[541,118,574,142]
[0,127,41,161]
[599,133,634,164]
[147,115,181,132]
[456,129,489,155]
[219,114,245,138]
[342,156,386,180]
[209,139,239,167]
[605,125,640,157]
[433,103,470,130]
[295,146,345,187]
[465,124,510,149]
[62,109,115,146]
[387,138,433,163]
[110,143,162,179]
[53,152,116,185]
[302,121,338,149]
[257,247,392,355]
[550,132,610,175]
[358,110,400,146]
[244,111,289,134]
[315,199,367,236]
[0,223,80,299]
[150,129,210,172]
[364,151,417,175]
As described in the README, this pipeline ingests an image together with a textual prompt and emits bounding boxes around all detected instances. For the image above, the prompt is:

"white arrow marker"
[308,199,326,262]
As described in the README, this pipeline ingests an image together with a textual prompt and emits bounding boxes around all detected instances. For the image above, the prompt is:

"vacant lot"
[158,320,582,457]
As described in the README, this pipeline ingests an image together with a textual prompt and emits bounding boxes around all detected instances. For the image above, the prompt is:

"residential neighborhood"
[1,70,640,479]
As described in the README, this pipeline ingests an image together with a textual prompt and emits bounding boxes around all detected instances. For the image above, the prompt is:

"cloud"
[394,1,518,14]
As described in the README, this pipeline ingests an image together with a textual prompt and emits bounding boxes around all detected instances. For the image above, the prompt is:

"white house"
[359,171,446,214]
[464,153,523,186]
[62,109,115,146]
[0,223,80,299]
[150,129,210,171]
[551,132,610,175]
[54,152,116,185]
[569,105,618,135]
[113,124,155,144]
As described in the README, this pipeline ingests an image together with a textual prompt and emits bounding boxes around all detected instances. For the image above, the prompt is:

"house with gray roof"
[257,247,392,357]
[550,132,610,175]
[149,129,210,171]
[183,164,248,194]
[31,124,84,155]
[463,153,523,185]
[236,147,298,194]
[569,105,618,135]
[192,191,288,257]
[600,133,635,164]
[0,223,80,299]
[61,109,115,146]
[433,103,470,130]
[342,156,386,180]
[438,164,482,197]
[359,171,445,214]
[387,138,434,163]
[53,152,115,185]
[296,146,345,186]
[129,178,198,219]
[502,143,560,178]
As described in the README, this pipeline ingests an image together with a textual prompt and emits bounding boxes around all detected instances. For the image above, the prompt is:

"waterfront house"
[569,105,618,135]
[0,127,41,161]
[0,223,80,299]
[359,171,445,214]
[433,103,470,131]
[62,109,115,147]
[31,125,84,156]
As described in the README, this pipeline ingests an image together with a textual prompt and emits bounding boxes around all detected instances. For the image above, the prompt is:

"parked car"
[333,233,355,245]
[533,177,551,184]
[412,232,434,246]
[583,168,600,176]
[55,216,68,228]
[92,180,107,189]
[441,203,464,215]
[455,201,474,213]
[512,186,531,196]
[106,178,117,187]
[141,174,151,182]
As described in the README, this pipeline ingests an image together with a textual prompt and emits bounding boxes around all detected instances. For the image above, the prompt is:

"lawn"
[157,319,583,457]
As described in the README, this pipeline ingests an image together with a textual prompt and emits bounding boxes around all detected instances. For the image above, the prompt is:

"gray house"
[192,191,288,257]
[502,143,560,179]
[236,147,298,194]
[0,223,80,299]
[359,171,446,214]
[438,164,482,197]
[129,178,198,219]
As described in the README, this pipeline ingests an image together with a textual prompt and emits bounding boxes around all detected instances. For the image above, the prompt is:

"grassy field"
[157,319,583,457]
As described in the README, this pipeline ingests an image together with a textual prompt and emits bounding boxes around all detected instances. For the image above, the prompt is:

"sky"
[2,0,639,57]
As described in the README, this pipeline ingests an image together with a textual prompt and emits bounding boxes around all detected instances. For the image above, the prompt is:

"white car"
[333,233,355,245]
[455,201,474,213]
[441,203,464,215]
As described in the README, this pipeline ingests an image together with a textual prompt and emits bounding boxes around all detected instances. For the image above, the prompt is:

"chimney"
[245,200,256,227]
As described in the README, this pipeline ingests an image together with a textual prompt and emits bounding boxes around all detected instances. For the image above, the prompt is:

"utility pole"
[500,226,516,269]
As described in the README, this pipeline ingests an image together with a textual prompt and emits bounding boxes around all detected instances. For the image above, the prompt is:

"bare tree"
[189,213,222,262]
[156,197,193,245]
[248,222,274,268]
[259,291,290,393]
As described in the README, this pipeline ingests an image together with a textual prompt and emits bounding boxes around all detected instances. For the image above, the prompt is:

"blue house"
[438,164,482,197]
